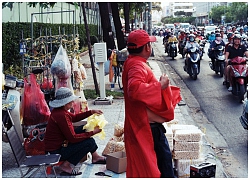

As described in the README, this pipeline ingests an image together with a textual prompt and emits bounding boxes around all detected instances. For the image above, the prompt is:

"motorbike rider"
[225,32,234,51]
[239,27,247,37]
[232,26,237,33]
[195,31,204,43]
[184,34,200,67]
[220,29,228,44]
[224,34,248,91]
[183,31,190,45]
[208,32,216,43]
[178,29,186,53]
[166,32,178,54]
[208,33,226,70]
[163,29,171,45]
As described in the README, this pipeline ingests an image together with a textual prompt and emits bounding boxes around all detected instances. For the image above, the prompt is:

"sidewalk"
[2,43,227,178]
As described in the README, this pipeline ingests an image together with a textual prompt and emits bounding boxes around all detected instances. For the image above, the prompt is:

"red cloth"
[178,34,186,41]
[44,108,93,152]
[122,55,181,177]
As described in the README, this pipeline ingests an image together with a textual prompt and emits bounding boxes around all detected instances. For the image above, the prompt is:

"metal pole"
[148,2,152,35]
[21,30,24,76]
[31,13,33,57]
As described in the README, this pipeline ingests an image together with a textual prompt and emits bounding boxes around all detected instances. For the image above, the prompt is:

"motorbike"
[242,37,248,50]
[164,38,168,53]
[183,46,201,80]
[167,41,178,60]
[198,39,206,60]
[2,74,24,142]
[179,40,186,58]
[239,93,248,130]
[209,45,225,77]
[226,56,248,102]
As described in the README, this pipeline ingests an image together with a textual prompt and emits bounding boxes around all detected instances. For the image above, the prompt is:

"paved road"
[153,36,248,178]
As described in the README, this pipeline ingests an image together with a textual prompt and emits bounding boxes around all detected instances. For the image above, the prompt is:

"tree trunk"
[98,2,116,50]
[124,3,130,33]
[81,2,99,95]
[110,2,126,50]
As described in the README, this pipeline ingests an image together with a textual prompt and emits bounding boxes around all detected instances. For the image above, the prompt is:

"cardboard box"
[106,151,127,173]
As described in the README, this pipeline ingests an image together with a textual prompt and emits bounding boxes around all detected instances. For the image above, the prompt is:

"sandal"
[92,157,106,164]
[60,169,82,176]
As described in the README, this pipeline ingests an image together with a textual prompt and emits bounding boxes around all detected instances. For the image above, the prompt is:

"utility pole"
[148,2,152,35]
[144,8,148,31]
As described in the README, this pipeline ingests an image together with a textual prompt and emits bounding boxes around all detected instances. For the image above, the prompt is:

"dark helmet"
[189,34,195,42]
[215,33,221,37]
[227,32,234,40]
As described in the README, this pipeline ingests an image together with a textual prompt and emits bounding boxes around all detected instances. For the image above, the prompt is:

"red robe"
[122,55,181,177]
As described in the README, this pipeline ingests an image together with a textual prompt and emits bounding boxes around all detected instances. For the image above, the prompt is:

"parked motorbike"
[209,45,225,77]
[167,41,178,60]
[226,56,248,102]
[2,74,24,142]
[183,46,201,80]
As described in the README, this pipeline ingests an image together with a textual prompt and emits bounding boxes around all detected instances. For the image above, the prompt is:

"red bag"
[24,128,45,155]
[22,73,51,126]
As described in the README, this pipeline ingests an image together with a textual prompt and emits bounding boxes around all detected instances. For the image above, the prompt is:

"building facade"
[2,2,99,25]
[169,2,194,18]
[192,2,229,25]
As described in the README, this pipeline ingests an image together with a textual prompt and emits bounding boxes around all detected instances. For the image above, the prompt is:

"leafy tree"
[161,16,196,25]
[229,2,248,23]
[210,2,248,24]
[210,6,226,24]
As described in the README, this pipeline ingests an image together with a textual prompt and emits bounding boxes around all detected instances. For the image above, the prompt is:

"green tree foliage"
[229,2,248,23]
[162,16,196,25]
[210,2,248,24]
[210,6,226,24]
[2,22,97,78]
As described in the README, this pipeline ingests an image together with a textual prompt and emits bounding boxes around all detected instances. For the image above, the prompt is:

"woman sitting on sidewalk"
[44,87,106,176]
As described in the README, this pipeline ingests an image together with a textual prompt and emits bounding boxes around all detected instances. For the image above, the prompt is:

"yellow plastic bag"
[83,114,108,140]
[110,51,117,67]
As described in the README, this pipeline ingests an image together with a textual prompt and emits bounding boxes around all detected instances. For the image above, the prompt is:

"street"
[153,36,248,178]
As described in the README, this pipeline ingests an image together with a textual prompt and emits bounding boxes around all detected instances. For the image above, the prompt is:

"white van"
[165,24,175,30]
[204,25,217,36]
[179,23,190,31]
